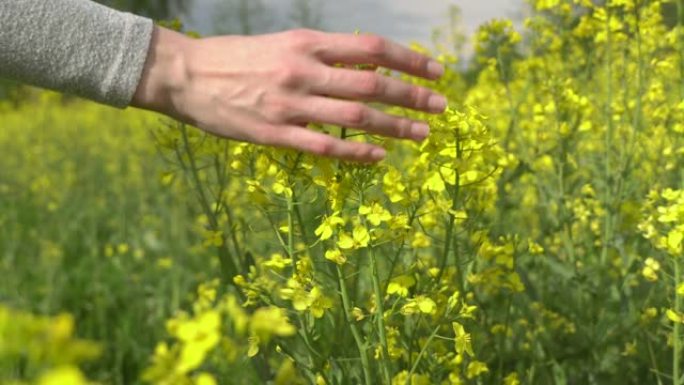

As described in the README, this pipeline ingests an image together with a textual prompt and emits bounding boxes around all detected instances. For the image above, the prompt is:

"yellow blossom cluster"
[0,305,101,385]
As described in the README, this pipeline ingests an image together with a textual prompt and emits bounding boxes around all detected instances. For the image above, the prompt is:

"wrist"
[131,25,192,115]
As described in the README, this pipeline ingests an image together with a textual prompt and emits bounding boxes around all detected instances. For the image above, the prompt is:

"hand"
[132,27,447,163]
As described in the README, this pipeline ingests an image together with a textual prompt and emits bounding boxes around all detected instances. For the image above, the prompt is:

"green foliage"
[0,305,101,385]
[0,94,211,385]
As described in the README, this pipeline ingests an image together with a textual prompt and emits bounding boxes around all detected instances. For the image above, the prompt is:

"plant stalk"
[336,265,373,385]
[675,257,682,385]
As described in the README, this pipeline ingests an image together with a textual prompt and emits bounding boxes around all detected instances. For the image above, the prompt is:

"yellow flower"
[416,296,437,314]
[195,372,218,385]
[324,249,347,265]
[274,359,305,385]
[352,307,365,321]
[316,373,327,385]
[452,322,474,357]
[424,171,446,192]
[280,279,309,311]
[536,0,560,9]
[382,166,407,203]
[337,225,370,250]
[528,240,544,255]
[359,202,392,226]
[668,230,683,254]
[308,286,334,318]
[247,336,260,357]
[391,370,430,385]
[249,307,296,343]
[387,275,416,297]
[157,257,173,269]
[314,213,345,241]
[272,178,293,198]
[117,243,129,254]
[176,310,221,373]
[411,231,432,248]
[642,257,660,282]
[401,296,437,315]
[504,372,520,385]
[466,360,489,379]
[202,230,224,248]
[38,366,87,385]
[666,309,684,324]
[621,340,637,356]
[447,290,461,311]
[262,253,293,271]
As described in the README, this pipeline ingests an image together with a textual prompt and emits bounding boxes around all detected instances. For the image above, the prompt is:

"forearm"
[0,0,153,108]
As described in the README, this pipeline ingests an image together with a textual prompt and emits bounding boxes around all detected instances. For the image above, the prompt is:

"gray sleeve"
[0,0,154,108]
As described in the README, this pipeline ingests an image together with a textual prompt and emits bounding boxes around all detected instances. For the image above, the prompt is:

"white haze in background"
[188,0,524,46]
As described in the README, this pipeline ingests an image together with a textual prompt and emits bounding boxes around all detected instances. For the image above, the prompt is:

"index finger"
[312,33,444,80]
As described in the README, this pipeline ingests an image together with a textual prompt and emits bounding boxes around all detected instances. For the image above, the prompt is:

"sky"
[186,0,525,46]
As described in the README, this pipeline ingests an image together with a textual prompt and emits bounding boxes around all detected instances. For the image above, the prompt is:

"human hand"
[132,27,447,163]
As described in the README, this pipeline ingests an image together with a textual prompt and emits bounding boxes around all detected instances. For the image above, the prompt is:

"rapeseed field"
[2,1,684,384]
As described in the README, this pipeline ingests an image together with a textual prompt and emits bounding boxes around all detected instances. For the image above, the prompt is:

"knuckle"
[309,138,335,156]
[360,35,387,58]
[343,105,369,127]
[395,118,412,138]
[276,65,303,88]
[249,126,272,145]
[357,73,383,97]
[317,68,334,90]
[267,103,291,123]
[262,94,293,122]
[411,54,429,73]
[361,146,375,159]
[286,28,316,49]
[410,86,429,108]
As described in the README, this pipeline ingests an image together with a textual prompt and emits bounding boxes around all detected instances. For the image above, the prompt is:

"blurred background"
[1,0,524,102]
[98,0,524,44]
[188,0,524,45]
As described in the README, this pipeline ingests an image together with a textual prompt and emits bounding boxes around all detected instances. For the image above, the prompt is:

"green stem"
[678,0,684,99]
[601,9,614,267]
[383,206,419,293]
[287,194,298,265]
[675,257,682,385]
[497,46,518,151]
[359,187,392,383]
[286,189,321,376]
[336,265,373,385]
[370,248,392,384]
[213,151,246,271]
[407,322,441,380]
[294,203,311,248]
[178,124,237,282]
[645,330,665,385]
[435,175,460,289]
[436,126,463,290]
[497,291,514,383]
[225,206,244,270]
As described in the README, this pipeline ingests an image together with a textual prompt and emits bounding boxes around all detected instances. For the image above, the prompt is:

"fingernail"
[371,147,386,161]
[428,94,448,113]
[411,122,430,140]
[427,60,445,78]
